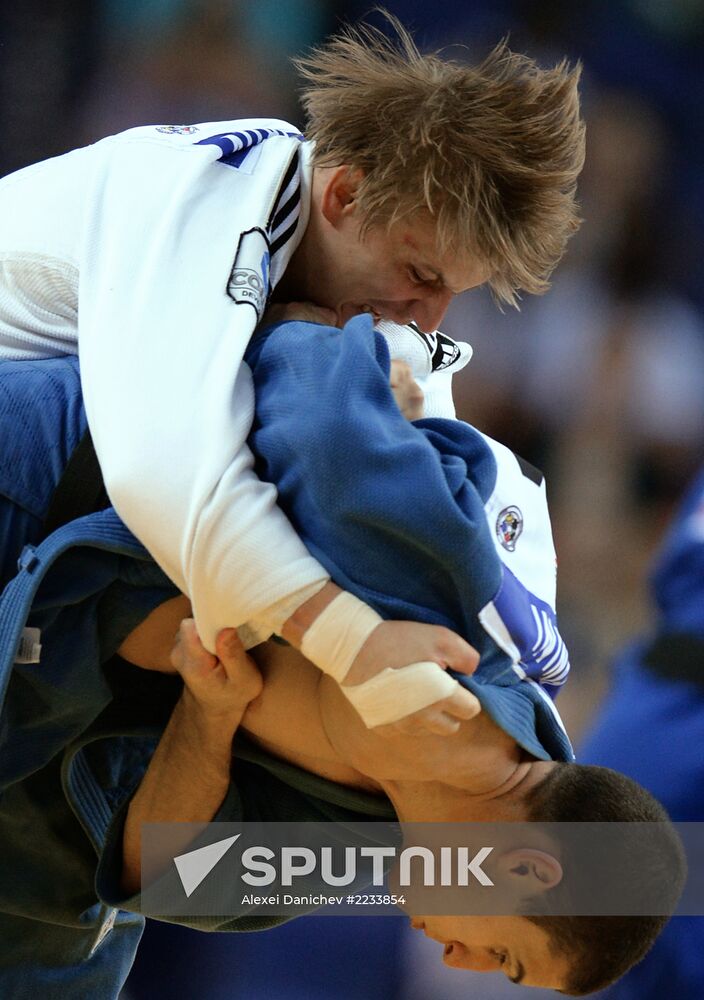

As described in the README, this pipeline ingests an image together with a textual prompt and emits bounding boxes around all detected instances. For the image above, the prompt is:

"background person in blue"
[578,468,704,998]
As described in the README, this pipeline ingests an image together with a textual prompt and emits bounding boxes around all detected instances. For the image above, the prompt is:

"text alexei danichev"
[241,893,345,906]
[240,893,407,906]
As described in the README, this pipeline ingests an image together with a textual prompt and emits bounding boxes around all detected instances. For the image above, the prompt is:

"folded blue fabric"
[0,322,573,764]
[246,315,573,761]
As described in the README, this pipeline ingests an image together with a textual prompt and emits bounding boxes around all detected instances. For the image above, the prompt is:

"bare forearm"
[280,581,342,647]
[121,693,242,895]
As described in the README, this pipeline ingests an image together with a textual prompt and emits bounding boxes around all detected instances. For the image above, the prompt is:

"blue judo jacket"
[0,321,574,997]
[0,359,178,794]
[0,356,397,999]
[0,318,573,797]
[245,316,573,762]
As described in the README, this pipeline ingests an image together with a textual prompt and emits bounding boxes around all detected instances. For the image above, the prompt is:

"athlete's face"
[316,167,490,331]
[410,915,572,990]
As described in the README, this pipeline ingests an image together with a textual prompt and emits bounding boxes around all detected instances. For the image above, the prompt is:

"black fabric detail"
[270,185,300,235]
[270,217,299,257]
[643,633,704,687]
[430,332,460,371]
[515,454,544,486]
[42,430,109,538]
[267,149,300,230]
[99,655,182,730]
[405,325,461,371]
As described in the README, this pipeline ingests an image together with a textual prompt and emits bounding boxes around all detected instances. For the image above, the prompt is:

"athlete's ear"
[497,848,563,893]
[320,166,364,228]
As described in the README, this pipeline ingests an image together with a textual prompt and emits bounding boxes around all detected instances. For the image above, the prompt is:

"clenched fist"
[170,619,263,723]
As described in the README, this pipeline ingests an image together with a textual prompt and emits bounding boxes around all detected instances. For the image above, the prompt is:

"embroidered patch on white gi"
[227,228,271,320]
[496,506,523,552]
[155,124,199,134]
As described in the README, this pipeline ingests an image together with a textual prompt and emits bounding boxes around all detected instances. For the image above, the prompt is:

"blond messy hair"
[295,15,585,306]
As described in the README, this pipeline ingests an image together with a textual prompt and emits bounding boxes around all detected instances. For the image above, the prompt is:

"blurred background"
[2,1,702,997]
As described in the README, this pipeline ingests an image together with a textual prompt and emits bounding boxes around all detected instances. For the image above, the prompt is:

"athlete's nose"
[410,287,454,332]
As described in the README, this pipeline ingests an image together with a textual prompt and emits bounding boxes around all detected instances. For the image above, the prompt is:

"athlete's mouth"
[359,304,382,323]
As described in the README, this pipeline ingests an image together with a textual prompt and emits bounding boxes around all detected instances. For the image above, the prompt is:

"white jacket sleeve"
[76,129,329,650]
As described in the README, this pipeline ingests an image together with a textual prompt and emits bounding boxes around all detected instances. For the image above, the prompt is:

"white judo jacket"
[0,120,470,649]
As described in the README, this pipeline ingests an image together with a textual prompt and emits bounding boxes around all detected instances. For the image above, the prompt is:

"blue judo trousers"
[0,316,572,998]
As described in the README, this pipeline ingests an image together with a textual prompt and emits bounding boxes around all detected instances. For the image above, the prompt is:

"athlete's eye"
[409,266,442,290]
[490,948,507,966]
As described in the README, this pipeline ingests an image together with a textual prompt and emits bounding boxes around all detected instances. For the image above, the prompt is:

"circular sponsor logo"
[496,506,523,552]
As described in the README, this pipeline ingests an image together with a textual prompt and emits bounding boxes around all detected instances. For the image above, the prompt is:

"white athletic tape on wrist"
[343,661,462,728]
[300,592,382,683]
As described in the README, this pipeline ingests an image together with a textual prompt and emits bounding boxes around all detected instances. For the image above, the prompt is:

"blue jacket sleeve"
[246,315,502,650]
[246,316,575,763]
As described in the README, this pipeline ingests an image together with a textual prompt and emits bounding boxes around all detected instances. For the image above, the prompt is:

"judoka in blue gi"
[580,468,704,998]
[0,317,682,997]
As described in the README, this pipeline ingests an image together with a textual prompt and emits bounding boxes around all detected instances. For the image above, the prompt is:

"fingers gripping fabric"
[300,593,467,727]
